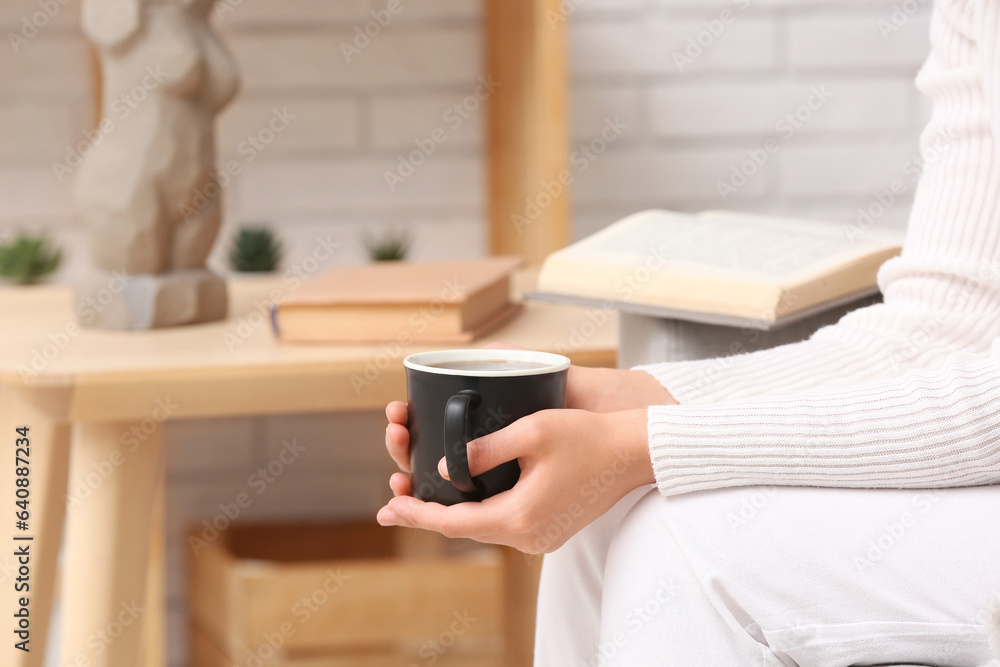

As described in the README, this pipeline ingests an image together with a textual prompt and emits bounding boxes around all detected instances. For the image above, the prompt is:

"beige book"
[532,210,902,326]
[272,257,523,343]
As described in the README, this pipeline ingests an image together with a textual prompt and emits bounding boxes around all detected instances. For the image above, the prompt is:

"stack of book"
[270,257,522,343]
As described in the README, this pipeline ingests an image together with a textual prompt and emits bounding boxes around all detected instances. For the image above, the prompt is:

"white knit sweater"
[636,0,1000,498]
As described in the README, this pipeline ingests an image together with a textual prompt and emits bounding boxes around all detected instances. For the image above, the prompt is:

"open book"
[528,210,902,328]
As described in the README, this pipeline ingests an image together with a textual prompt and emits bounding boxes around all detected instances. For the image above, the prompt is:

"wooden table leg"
[58,420,164,667]
[0,386,71,667]
[502,548,543,667]
[140,474,165,667]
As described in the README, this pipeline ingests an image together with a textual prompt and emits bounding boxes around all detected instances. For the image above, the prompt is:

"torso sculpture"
[75,0,239,328]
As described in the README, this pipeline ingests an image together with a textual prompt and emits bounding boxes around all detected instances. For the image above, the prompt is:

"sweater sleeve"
[634,301,999,405]
[647,340,1000,496]
[635,0,1000,406]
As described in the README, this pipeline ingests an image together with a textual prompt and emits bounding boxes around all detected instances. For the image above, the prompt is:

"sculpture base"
[77,269,228,330]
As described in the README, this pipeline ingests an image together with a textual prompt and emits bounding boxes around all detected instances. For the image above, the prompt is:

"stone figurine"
[74,0,239,328]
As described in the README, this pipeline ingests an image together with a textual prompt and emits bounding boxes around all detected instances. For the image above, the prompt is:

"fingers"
[389,472,411,497]
[385,422,411,472]
[385,402,410,471]
[386,401,407,425]
[382,493,508,541]
[465,414,540,477]
[376,505,398,526]
[564,365,586,411]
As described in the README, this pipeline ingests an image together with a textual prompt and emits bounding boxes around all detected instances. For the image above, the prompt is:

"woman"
[380,0,1000,663]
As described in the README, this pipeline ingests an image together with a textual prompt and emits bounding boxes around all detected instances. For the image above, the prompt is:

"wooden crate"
[188,522,503,667]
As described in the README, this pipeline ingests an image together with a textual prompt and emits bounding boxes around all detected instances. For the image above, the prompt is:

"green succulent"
[229,225,282,273]
[0,232,62,285]
[363,228,412,262]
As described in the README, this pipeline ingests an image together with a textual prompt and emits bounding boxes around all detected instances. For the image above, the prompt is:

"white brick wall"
[6,1,934,665]
[648,79,913,137]
[787,11,932,69]
[0,0,933,269]
[566,0,931,238]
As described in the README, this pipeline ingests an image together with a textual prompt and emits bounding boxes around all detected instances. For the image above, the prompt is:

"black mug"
[403,349,569,506]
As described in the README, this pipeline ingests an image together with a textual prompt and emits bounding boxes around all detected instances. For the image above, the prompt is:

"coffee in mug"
[403,349,569,505]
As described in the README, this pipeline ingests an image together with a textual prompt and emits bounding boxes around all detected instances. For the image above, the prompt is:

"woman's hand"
[380,342,675,550]
[481,341,678,412]
[384,400,412,477]
[382,360,674,482]
[377,408,654,553]
[566,365,676,412]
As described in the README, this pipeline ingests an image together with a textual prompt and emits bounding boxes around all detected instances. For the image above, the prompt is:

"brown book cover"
[271,257,523,343]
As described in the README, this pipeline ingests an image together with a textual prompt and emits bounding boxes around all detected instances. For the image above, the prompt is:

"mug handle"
[443,389,482,495]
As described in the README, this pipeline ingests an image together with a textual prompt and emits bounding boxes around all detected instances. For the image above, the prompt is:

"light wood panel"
[58,420,164,667]
[190,624,503,667]
[189,524,503,664]
[140,478,166,667]
[502,550,544,666]
[0,386,71,667]
[486,0,571,265]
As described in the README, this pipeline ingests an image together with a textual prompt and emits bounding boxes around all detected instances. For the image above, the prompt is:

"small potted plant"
[0,232,62,285]
[228,224,283,273]
[363,228,412,262]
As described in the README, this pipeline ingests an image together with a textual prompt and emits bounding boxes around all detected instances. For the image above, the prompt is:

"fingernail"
[437,457,449,480]
[377,508,398,526]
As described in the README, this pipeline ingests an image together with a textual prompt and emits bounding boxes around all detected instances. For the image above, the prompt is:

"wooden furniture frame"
[3,3,573,663]
[0,278,615,667]
[486,0,571,264]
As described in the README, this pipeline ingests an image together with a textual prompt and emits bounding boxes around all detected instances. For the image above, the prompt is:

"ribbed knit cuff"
[645,347,1000,496]
[633,299,1000,406]
[631,323,885,405]
[632,336,845,405]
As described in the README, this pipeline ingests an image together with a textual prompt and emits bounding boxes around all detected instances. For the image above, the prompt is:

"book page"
[580,210,899,280]
[536,209,902,320]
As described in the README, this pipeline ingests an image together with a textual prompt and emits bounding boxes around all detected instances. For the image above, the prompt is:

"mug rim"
[403,349,571,377]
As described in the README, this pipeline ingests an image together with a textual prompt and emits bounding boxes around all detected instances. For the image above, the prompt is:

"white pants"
[535,485,1000,666]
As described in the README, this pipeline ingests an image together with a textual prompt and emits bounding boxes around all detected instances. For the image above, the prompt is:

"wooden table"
[0,277,616,667]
